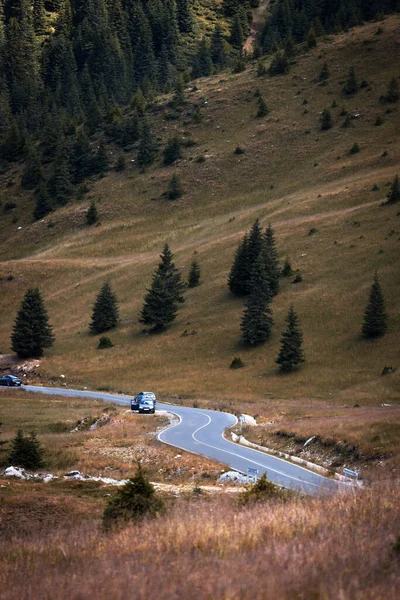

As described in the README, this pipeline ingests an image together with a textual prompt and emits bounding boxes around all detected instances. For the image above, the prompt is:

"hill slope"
[0,18,399,415]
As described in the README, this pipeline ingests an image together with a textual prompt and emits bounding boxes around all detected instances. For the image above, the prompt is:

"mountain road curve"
[21,385,340,495]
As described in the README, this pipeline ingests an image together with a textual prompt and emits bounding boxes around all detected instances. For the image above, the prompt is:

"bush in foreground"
[239,474,286,505]
[103,463,165,530]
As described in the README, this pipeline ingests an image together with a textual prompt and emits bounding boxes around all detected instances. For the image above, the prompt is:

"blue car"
[0,375,22,387]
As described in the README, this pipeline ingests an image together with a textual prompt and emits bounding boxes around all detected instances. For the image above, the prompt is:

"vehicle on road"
[139,399,155,414]
[131,391,156,411]
[0,375,22,387]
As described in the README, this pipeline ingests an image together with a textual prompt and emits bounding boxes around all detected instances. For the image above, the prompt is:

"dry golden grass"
[0,19,399,452]
[0,479,399,599]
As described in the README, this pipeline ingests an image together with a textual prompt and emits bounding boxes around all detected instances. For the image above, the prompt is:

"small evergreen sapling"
[342,67,358,96]
[321,108,333,130]
[103,462,165,529]
[163,137,182,165]
[167,174,183,200]
[361,273,387,338]
[97,336,114,349]
[306,27,317,49]
[257,95,269,118]
[380,77,399,103]
[230,356,244,369]
[319,62,329,81]
[86,200,98,225]
[385,174,400,205]
[90,281,119,334]
[276,306,305,372]
[188,259,201,288]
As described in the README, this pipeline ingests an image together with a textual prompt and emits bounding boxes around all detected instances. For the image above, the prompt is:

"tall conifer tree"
[90,281,119,334]
[11,288,55,358]
[276,305,305,372]
[241,253,273,345]
[361,274,387,338]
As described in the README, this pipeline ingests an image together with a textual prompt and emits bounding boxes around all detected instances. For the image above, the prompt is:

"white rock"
[240,414,257,426]
[218,471,247,484]
[4,466,28,479]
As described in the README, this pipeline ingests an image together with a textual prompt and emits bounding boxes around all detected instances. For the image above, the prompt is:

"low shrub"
[98,336,114,349]
[239,474,286,505]
[103,463,165,530]
[230,356,245,369]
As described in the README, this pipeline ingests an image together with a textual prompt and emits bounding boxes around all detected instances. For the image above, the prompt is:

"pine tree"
[90,281,119,334]
[192,37,212,79]
[228,234,249,296]
[382,77,399,103]
[211,24,226,69]
[116,152,126,172]
[229,12,244,49]
[137,118,155,168]
[167,173,183,200]
[385,174,400,204]
[241,254,273,345]
[33,183,52,221]
[103,462,164,528]
[172,74,186,106]
[269,51,289,76]
[361,273,387,338]
[321,108,333,130]
[319,62,329,81]
[188,258,201,288]
[155,244,185,304]
[33,0,46,35]
[342,66,358,96]
[139,244,184,330]
[21,147,42,189]
[7,429,44,470]
[86,200,98,225]
[276,305,305,372]
[257,94,269,117]
[11,288,54,358]
[48,138,73,205]
[176,0,193,34]
[71,129,93,183]
[263,223,280,296]
[245,218,264,292]
[284,36,296,58]
[306,26,317,48]
[163,137,182,165]
[92,134,109,173]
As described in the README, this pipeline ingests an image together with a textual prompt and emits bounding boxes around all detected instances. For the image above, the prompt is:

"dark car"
[131,391,156,411]
[0,375,22,387]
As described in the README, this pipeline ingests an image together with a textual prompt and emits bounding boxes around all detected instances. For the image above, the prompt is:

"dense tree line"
[0,0,248,219]
[260,0,400,54]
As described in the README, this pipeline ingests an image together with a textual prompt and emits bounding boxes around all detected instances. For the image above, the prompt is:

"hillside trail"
[243,0,270,55]
[2,164,393,301]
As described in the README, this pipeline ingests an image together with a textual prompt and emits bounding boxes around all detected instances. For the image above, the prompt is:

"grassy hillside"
[1,17,399,416]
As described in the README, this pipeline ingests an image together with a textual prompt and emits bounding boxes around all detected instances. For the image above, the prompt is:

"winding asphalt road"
[22,385,339,495]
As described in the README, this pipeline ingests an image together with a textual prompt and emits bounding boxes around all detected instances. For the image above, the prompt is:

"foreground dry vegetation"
[1,479,399,600]
[0,390,223,481]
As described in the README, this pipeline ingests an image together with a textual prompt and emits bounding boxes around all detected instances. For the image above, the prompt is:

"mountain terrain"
[0,5,399,466]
